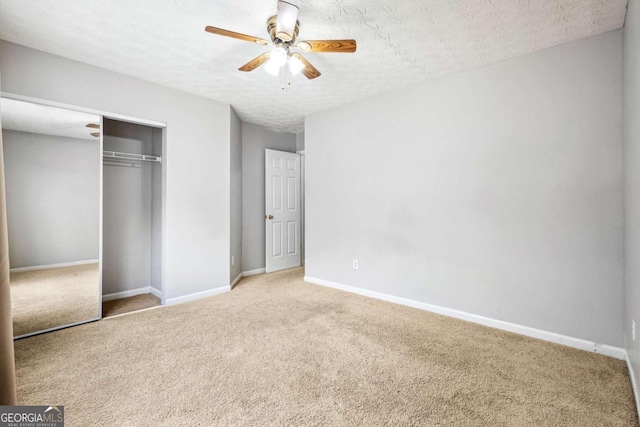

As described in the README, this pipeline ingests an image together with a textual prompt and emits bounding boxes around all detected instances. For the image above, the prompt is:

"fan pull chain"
[280,64,292,90]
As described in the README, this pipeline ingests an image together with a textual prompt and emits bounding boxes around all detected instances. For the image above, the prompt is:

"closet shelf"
[103,151,161,163]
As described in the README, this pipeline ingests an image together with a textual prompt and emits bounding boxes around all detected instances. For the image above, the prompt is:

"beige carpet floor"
[11,263,100,337]
[14,267,638,426]
[103,293,161,318]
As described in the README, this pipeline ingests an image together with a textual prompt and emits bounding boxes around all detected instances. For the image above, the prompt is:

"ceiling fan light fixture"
[275,0,299,41]
[288,56,305,75]
[265,47,288,75]
[265,58,282,76]
[271,47,288,66]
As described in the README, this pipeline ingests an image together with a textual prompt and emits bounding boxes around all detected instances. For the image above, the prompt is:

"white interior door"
[265,149,301,273]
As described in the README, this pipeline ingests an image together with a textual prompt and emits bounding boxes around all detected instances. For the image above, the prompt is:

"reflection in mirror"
[1,98,101,338]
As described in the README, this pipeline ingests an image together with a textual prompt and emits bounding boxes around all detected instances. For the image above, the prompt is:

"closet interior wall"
[102,118,162,299]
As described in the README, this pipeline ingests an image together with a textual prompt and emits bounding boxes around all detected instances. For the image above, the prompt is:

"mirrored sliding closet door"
[1,97,102,338]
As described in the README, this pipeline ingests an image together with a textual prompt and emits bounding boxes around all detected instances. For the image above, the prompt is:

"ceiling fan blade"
[276,1,299,42]
[205,26,270,45]
[297,40,357,53]
[239,53,271,72]
[291,53,321,79]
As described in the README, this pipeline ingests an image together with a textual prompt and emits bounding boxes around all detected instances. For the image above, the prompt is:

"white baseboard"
[230,273,243,289]
[149,287,162,299]
[11,259,99,273]
[626,351,640,416]
[242,268,266,277]
[103,286,152,302]
[304,276,626,360]
[165,286,230,306]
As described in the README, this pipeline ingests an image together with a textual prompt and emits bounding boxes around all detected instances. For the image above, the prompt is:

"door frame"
[297,150,305,266]
[265,149,302,273]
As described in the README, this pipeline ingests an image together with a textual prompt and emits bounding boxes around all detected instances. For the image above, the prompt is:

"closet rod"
[103,151,161,163]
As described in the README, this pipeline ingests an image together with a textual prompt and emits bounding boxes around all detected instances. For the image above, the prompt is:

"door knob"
[266,214,274,220]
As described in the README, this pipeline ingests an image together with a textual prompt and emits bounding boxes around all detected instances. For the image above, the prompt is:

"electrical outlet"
[231,256,235,266]
[353,259,359,270]
[634,319,636,342]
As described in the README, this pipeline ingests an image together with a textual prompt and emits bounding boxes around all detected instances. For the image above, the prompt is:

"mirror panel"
[1,97,102,338]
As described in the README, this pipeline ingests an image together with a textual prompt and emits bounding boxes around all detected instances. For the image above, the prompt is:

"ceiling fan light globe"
[276,1,299,42]
[288,56,305,75]
[264,58,282,76]
[271,47,288,67]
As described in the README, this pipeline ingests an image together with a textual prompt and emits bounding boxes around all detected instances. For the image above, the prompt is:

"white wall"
[0,41,231,299]
[306,31,624,346]
[3,130,99,268]
[625,0,640,390]
[242,123,296,272]
[230,109,242,283]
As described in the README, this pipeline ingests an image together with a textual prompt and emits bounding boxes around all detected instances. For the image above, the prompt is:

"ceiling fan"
[204,0,356,80]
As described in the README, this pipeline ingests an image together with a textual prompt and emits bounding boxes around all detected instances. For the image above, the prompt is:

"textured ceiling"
[0,0,628,133]
[1,98,100,140]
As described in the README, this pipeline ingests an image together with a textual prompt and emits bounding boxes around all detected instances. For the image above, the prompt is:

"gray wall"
[296,132,305,152]
[102,119,155,295]
[3,130,99,268]
[306,31,624,346]
[242,123,296,272]
[0,41,231,300]
[230,109,242,282]
[625,0,640,389]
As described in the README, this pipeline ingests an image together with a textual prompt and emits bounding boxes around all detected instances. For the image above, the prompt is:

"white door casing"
[265,149,301,273]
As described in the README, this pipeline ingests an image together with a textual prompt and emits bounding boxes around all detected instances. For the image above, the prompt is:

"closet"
[3,94,167,337]
[102,118,164,315]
